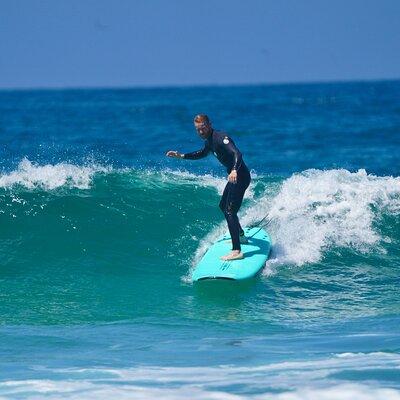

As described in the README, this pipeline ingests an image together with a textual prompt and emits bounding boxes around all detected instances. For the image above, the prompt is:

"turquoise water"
[0,81,400,399]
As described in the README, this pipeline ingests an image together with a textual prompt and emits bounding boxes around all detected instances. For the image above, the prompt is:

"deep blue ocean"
[0,80,399,399]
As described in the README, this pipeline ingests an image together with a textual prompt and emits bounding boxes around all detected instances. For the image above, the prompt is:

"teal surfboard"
[192,227,271,282]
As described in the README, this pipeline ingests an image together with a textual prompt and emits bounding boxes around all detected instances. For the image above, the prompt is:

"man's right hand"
[166,150,184,159]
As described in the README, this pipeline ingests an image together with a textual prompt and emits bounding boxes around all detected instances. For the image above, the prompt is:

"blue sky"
[1,0,399,88]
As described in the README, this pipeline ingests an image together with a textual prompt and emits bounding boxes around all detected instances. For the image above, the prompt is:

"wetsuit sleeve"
[182,143,210,160]
[222,137,242,171]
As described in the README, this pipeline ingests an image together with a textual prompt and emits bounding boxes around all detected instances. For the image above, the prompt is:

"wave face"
[1,82,400,399]
[1,160,399,326]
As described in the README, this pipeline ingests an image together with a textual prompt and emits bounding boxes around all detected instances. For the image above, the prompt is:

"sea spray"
[0,158,110,190]
[261,169,400,271]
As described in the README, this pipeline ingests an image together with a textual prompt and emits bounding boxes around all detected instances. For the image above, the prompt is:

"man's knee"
[223,210,232,220]
[223,201,238,218]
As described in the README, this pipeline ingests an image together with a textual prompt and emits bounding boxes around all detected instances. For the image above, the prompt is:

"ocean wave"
[241,169,400,274]
[1,382,399,400]
[1,352,399,399]
[117,167,256,200]
[142,168,230,194]
[0,159,255,196]
[192,168,400,275]
[2,161,400,277]
[253,169,400,272]
[0,158,111,190]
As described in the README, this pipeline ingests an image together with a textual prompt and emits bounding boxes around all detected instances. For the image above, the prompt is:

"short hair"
[194,114,210,124]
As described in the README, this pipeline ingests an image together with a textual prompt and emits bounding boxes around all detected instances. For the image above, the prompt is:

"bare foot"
[220,250,244,261]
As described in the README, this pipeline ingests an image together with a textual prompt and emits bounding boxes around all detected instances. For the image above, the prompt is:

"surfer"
[166,114,251,261]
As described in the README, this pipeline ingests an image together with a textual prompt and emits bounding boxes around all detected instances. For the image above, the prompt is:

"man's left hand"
[228,170,237,183]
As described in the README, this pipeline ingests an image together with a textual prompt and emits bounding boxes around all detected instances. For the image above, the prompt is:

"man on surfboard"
[166,114,251,261]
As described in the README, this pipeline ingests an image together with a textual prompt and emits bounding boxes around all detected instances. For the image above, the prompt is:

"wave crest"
[0,159,111,190]
[253,169,400,271]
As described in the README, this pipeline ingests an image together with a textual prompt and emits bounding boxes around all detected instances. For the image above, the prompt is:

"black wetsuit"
[183,130,251,251]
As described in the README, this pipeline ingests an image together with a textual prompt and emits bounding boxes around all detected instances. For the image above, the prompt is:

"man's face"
[194,121,211,139]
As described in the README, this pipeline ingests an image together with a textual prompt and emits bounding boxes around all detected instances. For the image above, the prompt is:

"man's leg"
[219,170,251,260]
[219,183,240,250]
[236,170,251,241]
[223,187,249,243]
[219,184,246,259]
[224,204,241,251]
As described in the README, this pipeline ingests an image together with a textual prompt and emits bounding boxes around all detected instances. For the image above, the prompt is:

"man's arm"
[166,143,210,160]
[182,144,210,160]
[222,137,242,171]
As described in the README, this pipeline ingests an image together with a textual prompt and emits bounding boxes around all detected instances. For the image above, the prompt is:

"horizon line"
[0,76,399,92]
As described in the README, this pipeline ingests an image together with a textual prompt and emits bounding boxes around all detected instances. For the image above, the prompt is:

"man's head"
[194,114,212,139]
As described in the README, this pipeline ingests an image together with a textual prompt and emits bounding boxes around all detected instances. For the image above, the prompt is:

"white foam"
[191,168,400,276]
[0,352,399,399]
[1,382,398,400]
[270,384,400,400]
[239,169,400,272]
[0,161,235,193]
[0,159,110,190]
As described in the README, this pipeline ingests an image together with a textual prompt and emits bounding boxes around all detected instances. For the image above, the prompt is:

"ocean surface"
[0,80,400,399]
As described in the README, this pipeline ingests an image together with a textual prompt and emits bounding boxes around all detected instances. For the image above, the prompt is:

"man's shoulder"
[213,130,231,143]
[213,130,229,137]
